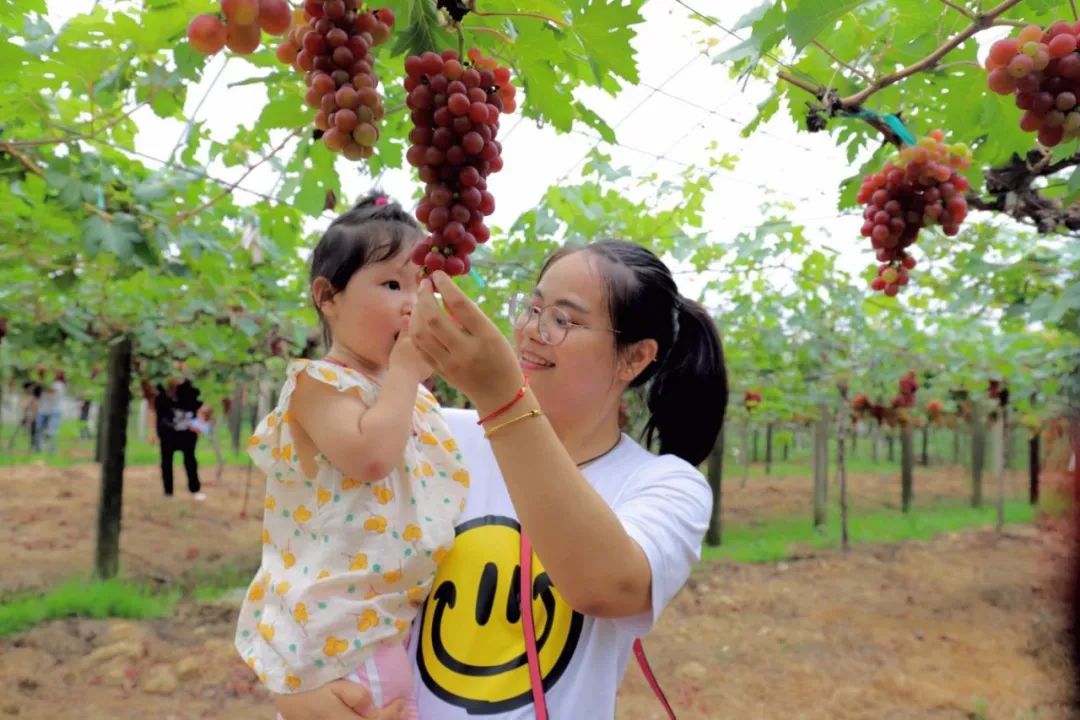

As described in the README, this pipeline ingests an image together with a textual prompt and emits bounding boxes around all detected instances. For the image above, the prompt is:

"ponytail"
[540,239,728,466]
[643,298,727,466]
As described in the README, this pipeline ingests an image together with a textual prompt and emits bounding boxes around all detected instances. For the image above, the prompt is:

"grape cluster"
[852,393,871,414]
[986,20,1080,147]
[744,390,762,410]
[403,48,516,276]
[856,130,972,296]
[188,0,292,56]
[893,371,919,409]
[275,0,394,159]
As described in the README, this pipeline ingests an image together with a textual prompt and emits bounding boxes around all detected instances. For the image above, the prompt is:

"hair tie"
[374,196,389,206]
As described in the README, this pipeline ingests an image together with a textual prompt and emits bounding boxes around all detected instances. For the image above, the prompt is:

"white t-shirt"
[409,409,711,719]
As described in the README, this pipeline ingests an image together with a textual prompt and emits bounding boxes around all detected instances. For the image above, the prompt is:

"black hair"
[539,239,728,466]
[309,191,422,347]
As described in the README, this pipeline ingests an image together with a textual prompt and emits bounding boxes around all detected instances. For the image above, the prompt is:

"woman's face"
[513,251,625,426]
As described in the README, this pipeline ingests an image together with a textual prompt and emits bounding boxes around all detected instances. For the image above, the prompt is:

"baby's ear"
[311,277,334,311]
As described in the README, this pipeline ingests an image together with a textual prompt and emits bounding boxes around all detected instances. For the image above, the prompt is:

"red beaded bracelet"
[476,375,530,426]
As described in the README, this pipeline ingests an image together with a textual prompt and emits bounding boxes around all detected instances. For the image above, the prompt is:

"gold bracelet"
[483,408,543,439]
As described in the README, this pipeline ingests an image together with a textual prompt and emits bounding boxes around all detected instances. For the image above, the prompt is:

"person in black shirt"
[148,368,209,499]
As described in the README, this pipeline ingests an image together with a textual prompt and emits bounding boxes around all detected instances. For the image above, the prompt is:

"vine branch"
[777,0,1023,119]
[812,40,873,83]
[3,96,156,149]
[966,149,1080,233]
[842,0,1022,107]
[469,9,567,27]
[0,141,113,222]
[168,129,301,228]
[938,0,974,19]
[465,25,513,44]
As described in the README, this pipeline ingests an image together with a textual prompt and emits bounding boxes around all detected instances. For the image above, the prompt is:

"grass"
[186,564,260,603]
[0,579,179,638]
[0,418,251,468]
[702,497,1041,564]
[0,560,264,637]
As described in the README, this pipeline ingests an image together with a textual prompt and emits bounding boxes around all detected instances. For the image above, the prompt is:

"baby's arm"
[293,328,430,483]
[292,365,419,483]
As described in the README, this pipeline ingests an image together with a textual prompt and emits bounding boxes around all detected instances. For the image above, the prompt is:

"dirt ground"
[0,459,1036,595]
[0,460,1072,719]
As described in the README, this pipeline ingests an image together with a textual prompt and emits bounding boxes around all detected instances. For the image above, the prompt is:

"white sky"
[45,0,875,299]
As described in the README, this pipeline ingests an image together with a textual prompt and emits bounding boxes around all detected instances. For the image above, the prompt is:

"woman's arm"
[410,273,651,618]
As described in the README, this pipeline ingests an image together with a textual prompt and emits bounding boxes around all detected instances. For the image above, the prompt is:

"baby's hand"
[274,679,406,720]
[389,316,432,383]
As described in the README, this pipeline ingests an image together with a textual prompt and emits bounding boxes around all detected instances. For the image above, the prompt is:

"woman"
[274,240,727,720]
[147,365,208,500]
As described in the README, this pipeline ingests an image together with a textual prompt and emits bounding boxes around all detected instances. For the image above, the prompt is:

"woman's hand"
[410,271,524,413]
[274,680,406,720]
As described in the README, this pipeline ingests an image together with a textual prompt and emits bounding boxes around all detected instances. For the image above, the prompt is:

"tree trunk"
[952,427,961,465]
[249,388,260,440]
[887,433,895,463]
[839,432,849,551]
[705,427,724,546]
[920,425,930,466]
[94,336,132,580]
[782,440,789,462]
[228,384,244,454]
[0,346,5,436]
[1003,420,1013,471]
[740,420,750,487]
[752,428,760,464]
[970,401,986,508]
[256,377,274,425]
[813,405,829,527]
[901,424,915,513]
[993,409,1006,532]
[136,398,148,441]
[1030,430,1041,505]
[851,425,858,456]
[872,424,880,463]
[765,423,774,475]
[95,401,107,463]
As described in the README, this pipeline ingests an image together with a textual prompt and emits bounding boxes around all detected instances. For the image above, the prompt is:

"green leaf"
[1066,165,1080,205]
[391,0,450,56]
[82,214,140,260]
[785,0,870,51]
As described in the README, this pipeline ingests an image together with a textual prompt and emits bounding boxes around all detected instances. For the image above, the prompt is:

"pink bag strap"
[519,531,677,720]
[519,531,549,720]
[633,638,677,720]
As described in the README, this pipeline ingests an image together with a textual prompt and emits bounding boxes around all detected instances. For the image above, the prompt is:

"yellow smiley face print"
[416,516,583,713]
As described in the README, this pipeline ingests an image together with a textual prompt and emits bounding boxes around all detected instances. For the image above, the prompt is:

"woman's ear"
[618,338,658,384]
[311,277,336,318]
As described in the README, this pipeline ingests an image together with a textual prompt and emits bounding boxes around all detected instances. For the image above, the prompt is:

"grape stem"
[168,128,302,228]
[777,0,1023,112]
[465,2,568,28]
[466,25,513,44]
[1071,0,1078,21]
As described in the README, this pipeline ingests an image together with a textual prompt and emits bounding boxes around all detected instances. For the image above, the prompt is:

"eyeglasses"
[507,292,619,346]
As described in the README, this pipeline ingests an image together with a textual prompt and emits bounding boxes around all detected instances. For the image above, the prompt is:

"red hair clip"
[374,196,389,206]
